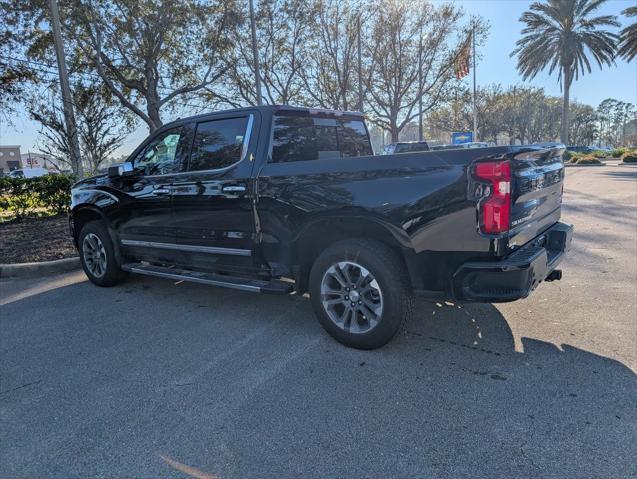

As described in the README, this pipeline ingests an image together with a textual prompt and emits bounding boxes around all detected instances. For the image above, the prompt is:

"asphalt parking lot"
[1,164,636,479]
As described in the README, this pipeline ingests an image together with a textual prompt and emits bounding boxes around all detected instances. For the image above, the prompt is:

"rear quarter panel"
[256,152,493,291]
[254,144,565,293]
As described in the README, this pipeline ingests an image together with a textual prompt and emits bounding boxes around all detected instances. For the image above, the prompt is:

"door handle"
[153,187,171,195]
[222,185,247,194]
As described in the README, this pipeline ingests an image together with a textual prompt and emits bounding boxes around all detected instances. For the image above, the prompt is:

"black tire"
[309,239,413,349]
[78,221,128,287]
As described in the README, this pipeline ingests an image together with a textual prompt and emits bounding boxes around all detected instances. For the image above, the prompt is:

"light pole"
[471,24,477,142]
[357,13,363,112]
[249,0,263,106]
[418,31,423,142]
[49,0,83,177]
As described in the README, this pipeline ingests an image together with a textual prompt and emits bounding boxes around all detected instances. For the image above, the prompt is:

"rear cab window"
[271,111,372,163]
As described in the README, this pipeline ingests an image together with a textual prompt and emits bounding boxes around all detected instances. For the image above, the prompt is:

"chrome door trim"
[121,239,251,256]
[135,114,255,179]
[240,114,254,162]
[221,185,247,193]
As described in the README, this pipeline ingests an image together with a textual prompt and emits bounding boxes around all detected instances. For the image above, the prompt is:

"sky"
[1,0,636,157]
[457,0,637,105]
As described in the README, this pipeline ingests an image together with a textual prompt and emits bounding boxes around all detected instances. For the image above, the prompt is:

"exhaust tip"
[546,269,562,282]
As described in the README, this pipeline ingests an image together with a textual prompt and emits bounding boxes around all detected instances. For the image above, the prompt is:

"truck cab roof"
[162,105,365,131]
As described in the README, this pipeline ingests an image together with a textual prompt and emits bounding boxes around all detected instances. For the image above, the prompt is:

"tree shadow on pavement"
[600,169,637,181]
[0,277,635,479]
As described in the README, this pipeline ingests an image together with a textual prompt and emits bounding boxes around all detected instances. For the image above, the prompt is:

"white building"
[0,145,22,175]
[20,152,64,171]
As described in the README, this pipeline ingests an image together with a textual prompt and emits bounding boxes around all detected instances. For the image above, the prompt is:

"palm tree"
[618,6,637,62]
[512,0,619,145]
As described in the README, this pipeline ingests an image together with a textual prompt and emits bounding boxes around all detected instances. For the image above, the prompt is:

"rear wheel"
[309,239,413,349]
[78,221,128,287]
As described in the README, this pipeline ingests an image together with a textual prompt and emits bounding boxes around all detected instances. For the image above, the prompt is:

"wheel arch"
[71,205,125,267]
[71,205,105,244]
[292,216,415,294]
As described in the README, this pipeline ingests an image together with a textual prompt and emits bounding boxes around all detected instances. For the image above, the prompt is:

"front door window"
[133,127,185,176]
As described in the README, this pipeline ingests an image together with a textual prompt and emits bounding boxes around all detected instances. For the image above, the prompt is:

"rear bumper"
[452,222,573,302]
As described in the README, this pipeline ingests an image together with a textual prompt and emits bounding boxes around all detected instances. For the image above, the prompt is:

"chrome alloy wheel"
[320,261,384,334]
[82,233,107,278]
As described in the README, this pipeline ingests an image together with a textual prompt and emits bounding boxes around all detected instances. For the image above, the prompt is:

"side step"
[121,263,293,295]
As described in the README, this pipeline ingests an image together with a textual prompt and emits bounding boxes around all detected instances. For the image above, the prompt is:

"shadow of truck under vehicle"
[0,277,635,478]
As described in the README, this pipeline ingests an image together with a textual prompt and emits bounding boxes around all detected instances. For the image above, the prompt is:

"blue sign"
[452,131,473,144]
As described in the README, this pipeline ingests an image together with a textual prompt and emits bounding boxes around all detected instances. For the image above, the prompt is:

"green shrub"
[621,151,637,163]
[565,151,584,163]
[35,174,74,215]
[562,150,572,162]
[573,155,603,165]
[3,178,36,218]
[0,174,74,219]
[590,150,608,159]
[611,148,626,158]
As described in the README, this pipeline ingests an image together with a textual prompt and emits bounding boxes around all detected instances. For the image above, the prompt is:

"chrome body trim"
[131,113,255,179]
[124,266,261,292]
[240,114,254,162]
[120,239,251,256]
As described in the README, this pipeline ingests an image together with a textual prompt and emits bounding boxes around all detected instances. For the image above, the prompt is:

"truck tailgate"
[508,146,565,248]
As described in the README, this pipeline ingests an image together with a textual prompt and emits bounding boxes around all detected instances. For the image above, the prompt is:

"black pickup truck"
[70,105,572,349]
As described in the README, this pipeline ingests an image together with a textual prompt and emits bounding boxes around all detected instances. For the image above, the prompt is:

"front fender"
[70,201,125,266]
[71,188,120,210]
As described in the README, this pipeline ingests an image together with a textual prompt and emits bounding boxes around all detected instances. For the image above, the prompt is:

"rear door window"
[188,117,249,171]
[338,119,373,157]
[271,113,372,163]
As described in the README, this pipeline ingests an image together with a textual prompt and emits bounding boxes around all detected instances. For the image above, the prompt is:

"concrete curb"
[0,257,81,279]
[564,162,606,167]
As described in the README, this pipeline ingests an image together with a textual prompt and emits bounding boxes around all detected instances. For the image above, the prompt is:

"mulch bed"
[0,215,78,264]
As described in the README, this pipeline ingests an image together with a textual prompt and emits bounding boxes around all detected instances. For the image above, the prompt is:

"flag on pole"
[454,31,472,80]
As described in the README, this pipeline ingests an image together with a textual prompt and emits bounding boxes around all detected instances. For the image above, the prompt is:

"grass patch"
[0,215,77,264]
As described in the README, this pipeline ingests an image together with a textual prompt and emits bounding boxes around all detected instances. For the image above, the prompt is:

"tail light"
[473,160,511,234]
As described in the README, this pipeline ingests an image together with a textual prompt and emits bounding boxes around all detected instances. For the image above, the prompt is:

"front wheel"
[309,239,413,349]
[78,221,128,287]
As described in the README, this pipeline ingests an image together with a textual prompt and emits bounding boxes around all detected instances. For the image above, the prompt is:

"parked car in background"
[462,142,489,148]
[7,168,50,178]
[454,142,490,149]
[567,146,594,154]
[430,144,457,151]
[70,105,572,349]
[431,142,489,151]
[383,141,430,154]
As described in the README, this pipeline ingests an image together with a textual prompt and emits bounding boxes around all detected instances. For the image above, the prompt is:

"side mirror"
[108,162,135,178]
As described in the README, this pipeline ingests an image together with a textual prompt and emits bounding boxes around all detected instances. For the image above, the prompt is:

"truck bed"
[256,143,565,294]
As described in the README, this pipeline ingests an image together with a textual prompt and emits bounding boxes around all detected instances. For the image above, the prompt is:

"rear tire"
[309,239,413,349]
[78,221,128,287]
